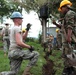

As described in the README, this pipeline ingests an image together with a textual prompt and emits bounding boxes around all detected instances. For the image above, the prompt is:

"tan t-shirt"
[1,26,10,39]
[9,26,22,50]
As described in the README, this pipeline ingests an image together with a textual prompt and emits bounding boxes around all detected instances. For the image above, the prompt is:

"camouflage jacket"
[64,10,76,29]
[62,10,76,42]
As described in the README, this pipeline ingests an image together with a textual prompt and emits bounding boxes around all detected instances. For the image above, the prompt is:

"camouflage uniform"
[56,30,62,49]
[0,26,39,75]
[1,26,10,54]
[61,10,76,67]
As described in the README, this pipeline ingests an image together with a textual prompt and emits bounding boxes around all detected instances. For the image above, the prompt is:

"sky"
[21,10,56,38]
[22,10,42,38]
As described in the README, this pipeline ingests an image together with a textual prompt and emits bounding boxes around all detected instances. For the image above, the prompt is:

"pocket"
[8,50,15,58]
[8,50,19,59]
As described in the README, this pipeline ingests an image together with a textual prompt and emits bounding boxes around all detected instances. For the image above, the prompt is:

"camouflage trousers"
[3,38,10,53]
[57,39,62,49]
[0,49,39,75]
[61,33,76,68]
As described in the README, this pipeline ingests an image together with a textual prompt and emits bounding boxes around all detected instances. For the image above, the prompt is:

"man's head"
[10,12,23,26]
[58,0,72,14]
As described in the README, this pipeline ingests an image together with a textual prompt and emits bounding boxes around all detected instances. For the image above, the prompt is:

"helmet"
[10,12,23,19]
[22,28,26,32]
[56,28,59,32]
[58,0,72,12]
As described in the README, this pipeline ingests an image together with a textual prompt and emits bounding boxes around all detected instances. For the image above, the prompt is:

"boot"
[22,66,32,75]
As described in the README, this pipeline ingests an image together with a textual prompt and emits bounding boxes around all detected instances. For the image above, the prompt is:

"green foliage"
[0,40,64,75]
[0,0,76,19]
[0,0,75,21]
[0,0,9,16]
[0,0,22,17]
[25,37,39,43]
[0,51,10,71]
[0,36,3,48]
[38,33,42,44]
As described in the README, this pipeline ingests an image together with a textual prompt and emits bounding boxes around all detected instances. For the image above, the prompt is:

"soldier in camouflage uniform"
[56,28,62,50]
[0,12,39,75]
[53,0,76,74]
[1,22,10,56]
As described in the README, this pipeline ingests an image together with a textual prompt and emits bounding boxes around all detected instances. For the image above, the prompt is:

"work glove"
[26,23,31,31]
[29,46,34,52]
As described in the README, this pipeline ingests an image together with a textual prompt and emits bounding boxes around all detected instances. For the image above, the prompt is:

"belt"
[9,47,22,51]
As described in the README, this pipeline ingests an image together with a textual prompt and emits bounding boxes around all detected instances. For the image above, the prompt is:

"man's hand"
[29,46,34,52]
[52,20,57,25]
[26,23,31,31]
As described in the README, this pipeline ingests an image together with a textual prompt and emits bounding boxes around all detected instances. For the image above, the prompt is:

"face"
[14,18,23,26]
[61,6,68,14]
[18,18,23,25]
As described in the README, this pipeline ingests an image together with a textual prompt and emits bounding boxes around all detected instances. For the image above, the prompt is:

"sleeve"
[14,26,21,34]
[65,11,76,29]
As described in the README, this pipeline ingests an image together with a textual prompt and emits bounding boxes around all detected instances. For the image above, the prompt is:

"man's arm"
[15,32,34,52]
[65,11,76,43]
[16,32,31,48]
[22,23,31,39]
[22,30,28,40]
[52,20,61,28]
[67,28,72,43]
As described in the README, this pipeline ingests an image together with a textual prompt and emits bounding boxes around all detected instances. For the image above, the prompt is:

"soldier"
[56,28,62,50]
[0,12,39,75]
[1,22,10,56]
[53,0,76,74]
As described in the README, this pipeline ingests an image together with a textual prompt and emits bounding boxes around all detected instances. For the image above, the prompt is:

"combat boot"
[22,66,33,75]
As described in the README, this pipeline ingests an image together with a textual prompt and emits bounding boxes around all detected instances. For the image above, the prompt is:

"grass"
[0,41,64,75]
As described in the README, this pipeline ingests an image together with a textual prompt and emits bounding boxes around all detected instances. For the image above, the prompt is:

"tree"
[1,0,76,19]
[9,0,76,18]
[0,0,10,23]
[0,0,22,23]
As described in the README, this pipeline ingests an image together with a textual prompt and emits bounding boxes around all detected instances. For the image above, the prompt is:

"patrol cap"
[10,12,23,19]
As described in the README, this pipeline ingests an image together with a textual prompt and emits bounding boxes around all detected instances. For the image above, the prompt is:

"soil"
[42,59,56,75]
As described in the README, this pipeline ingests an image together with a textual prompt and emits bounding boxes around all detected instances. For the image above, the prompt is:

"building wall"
[47,27,57,38]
